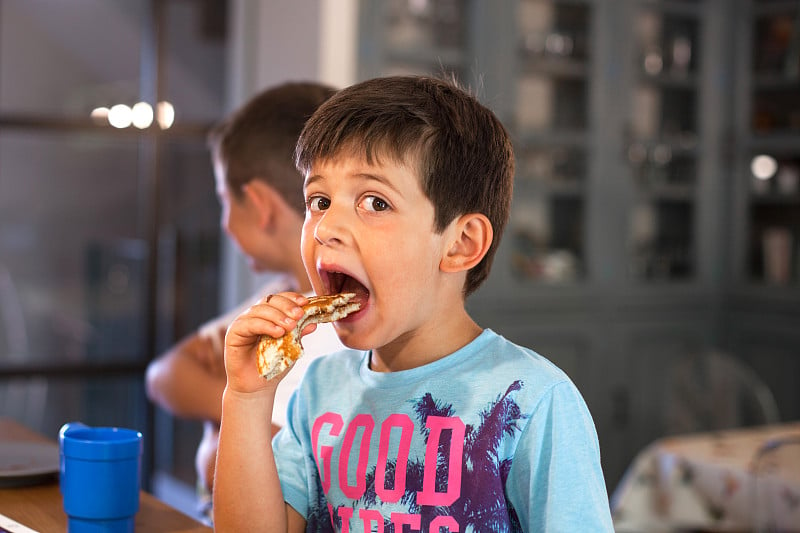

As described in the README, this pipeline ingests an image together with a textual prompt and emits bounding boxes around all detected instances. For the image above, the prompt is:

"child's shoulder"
[476,329,575,387]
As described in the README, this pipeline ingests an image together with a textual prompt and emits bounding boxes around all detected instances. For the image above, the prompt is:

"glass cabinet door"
[510,0,592,284]
[357,0,723,289]
[361,0,470,79]
[745,0,800,286]
[625,1,703,281]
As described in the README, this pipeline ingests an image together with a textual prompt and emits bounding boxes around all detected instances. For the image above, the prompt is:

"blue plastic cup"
[59,422,143,533]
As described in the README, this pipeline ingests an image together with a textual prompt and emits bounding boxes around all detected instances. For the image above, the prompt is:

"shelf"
[638,183,696,200]
[752,74,800,89]
[750,193,800,205]
[627,136,699,152]
[383,47,466,69]
[516,129,588,146]
[516,178,585,197]
[726,285,800,307]
[638,71,699,89]
[518,55,590,78]
[636,1,705,18]
[752,0,800,17]
[746,133,800,151]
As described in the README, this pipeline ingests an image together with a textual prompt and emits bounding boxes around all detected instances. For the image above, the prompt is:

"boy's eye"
[307,196,330,211]
[361,195,390,212]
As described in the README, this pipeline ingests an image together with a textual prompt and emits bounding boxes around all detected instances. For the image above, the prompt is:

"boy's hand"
[223,291,308,394]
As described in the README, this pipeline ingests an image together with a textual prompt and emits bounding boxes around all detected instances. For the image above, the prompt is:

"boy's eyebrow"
[303,173,323,190]
[304,170,405,196]
[358,171,404,196]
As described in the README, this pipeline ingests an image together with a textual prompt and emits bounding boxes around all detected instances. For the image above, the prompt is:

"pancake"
[256,293,360,379]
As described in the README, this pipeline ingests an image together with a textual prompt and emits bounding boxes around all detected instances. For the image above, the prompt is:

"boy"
[214,76,613,531]
[145,81,341,497]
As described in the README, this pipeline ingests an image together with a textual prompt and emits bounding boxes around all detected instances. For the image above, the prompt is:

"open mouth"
[323,270,370,309]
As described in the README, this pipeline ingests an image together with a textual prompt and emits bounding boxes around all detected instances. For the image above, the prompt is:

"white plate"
[0,441,59,487]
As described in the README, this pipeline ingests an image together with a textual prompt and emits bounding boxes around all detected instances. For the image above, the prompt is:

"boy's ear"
[241,180,275,229]
[440,213,493,273]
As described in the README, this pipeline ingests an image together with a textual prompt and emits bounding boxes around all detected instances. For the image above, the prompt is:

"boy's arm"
[214,386,286,529]
[509,381,614,532]
[145,329,226,423]
[213,388,305,531]
[213,292,308,532]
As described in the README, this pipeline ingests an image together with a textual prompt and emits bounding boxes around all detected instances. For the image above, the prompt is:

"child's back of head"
[209,81,338,214]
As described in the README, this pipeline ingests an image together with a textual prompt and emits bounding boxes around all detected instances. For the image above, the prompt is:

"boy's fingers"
[300,322,318,337]
[261,291,306,306]
[262,291,306,303]
[228,304,301,348]
[254,293,305,322]
[229,315,286,344]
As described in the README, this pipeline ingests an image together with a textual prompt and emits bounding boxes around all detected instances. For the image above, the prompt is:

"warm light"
[751,154,778,180]
[545,33,573,56]
[131,102,153,129]
[652,144,672,165]
[644,52,663,75]
[108,104,132,128]
[671,36,692,71]
[90,107,109,124]
[408,0,428,15]
[156,101,175,129]
[627,143,647,165]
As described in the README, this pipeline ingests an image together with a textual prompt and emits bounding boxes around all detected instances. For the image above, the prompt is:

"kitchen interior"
[1,0,799,529]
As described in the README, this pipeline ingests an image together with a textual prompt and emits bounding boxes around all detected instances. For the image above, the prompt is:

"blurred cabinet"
[723,0,800,429]
[625,2,703,282]
[357,0,741,489]
[510,1,591,284]
[358,0,470,80]
[733,0,800,288]
[359,0,719,288]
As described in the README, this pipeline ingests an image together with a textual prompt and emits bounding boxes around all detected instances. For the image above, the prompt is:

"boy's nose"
[313,209,346,246]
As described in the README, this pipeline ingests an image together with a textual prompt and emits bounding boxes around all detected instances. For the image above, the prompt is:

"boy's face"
[301,154,453,353]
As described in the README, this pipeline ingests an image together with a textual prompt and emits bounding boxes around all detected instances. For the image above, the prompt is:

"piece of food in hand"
[256,293,360,379]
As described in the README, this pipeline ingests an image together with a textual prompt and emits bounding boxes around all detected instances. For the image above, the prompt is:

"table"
[0,417,211,533]
[611,422,800,532]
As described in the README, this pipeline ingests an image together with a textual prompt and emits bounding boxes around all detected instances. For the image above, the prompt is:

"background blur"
[1,0,798,516]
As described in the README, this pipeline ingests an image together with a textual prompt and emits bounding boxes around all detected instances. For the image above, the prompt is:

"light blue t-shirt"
[273,329,613,532]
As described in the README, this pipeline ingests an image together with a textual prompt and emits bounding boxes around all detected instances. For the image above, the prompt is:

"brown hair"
[295,75,514,296]
[208,81,337,213]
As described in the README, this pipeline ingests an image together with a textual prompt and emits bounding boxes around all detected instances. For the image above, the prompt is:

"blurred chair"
[751,435,800,532]
[0,264,48,428]
[663,349,780,436]
[612,349,784,531]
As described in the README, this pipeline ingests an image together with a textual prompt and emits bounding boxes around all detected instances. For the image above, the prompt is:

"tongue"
[341,277,369,307]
